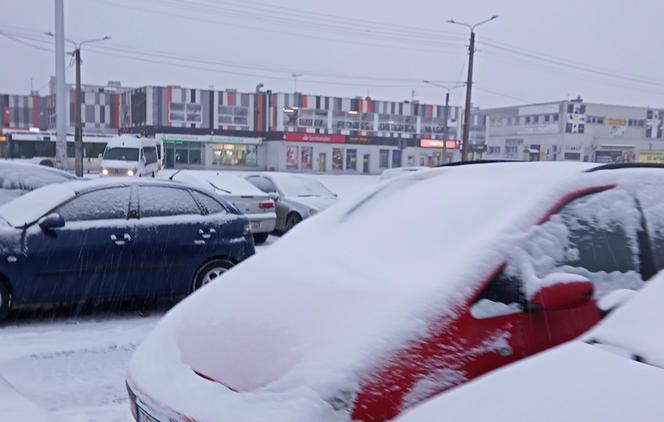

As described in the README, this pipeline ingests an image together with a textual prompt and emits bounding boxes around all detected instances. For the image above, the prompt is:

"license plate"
[137,404,160,422]
[251,222,261,230]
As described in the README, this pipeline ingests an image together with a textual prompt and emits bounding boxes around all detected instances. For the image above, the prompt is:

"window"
[525,116,531,124]
[143,147,158,165]
[636,184,664,273]
[286,146,299,169]
[379,149,389,169]
[218,105,249,127]
[138,186,202,218]
[391,150,401,168]
[533,115,539,123]
[544,115,550,123]
[191,191,226,215]
[211,144,257,167]
[104,147,139,162]
[301,147,313,170]
[553,114,559,122]
[56,187,130,221]
[332,148,344,170]
[488,146,501,154]
[248,176,277,194]
[170,102,201,123]
[346,149,357,171]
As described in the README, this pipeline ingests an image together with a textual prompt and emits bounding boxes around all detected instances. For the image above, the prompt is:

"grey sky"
[2,0,663,109]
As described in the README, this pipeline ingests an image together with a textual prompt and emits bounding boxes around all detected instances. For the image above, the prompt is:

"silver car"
[246,172,337,234]
[163,170,277,244]
[0,161,77,205]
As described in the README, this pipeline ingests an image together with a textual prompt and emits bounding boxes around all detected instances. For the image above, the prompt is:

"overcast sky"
[2,0,664,109]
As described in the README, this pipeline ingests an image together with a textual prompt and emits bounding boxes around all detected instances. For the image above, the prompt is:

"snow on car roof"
[168,170,265,196]
[131,162,630,421]
[0,160,75,190]
[0,177,183,227]
[395,271,664,422]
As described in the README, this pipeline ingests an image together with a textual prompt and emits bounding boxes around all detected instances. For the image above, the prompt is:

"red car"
[127,162,664,422]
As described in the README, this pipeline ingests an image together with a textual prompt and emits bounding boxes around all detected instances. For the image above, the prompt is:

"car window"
[262,177,278,193]
[499,188,644,300]
[248,176,276,194]
[56,187,130,221]
[635,183,664,272]
[191,191,227,215]
[139,186,202,218]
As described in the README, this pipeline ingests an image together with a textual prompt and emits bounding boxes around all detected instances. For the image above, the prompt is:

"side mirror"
[268,192,280,202]
[39,213,65,231]
[528,274,594,311]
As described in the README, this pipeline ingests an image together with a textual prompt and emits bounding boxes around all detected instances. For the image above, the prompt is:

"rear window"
[192,191,227,215]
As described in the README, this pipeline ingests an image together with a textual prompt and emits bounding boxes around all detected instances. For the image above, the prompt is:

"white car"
[396,272,664,422]
[100,134,161,177]
[163,170,277,244]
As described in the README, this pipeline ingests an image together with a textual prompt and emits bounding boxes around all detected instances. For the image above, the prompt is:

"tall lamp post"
[423,80,465,163]
[448,15,498,161]
[46,33,111,176]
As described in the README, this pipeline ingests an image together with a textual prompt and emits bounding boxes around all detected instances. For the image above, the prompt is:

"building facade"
[480,97,664,163]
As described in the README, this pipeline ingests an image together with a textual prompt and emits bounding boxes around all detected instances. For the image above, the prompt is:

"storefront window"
[301,146,313,170]
[379,149,389,169]
[332,148,344,170]
[286,146,299,169]
[346,149,357,171]
[392,150,402,168]
[212,144,258,167]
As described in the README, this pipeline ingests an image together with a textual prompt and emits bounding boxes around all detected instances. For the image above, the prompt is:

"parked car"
[0,178,254,321]
[162,170,276,244]
[100,135,161,177]
[379,166,426,181]
[395,270,664,422]
[0,160,76,205]
[246,172,337,233]
[126,162,664,422]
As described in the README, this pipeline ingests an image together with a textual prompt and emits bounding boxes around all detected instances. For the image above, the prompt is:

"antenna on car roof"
[168,169,182,180]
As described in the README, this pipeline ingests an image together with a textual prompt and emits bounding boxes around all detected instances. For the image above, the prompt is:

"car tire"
[285,213,302,232]
[192,259,235,291]
[253,232,269,244]
[0,281,13,322]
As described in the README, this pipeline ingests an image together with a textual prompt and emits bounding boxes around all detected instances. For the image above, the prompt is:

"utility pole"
[46,33,111,177]
[54,0,67,169]
[449,15,498,161]
[423,80,464,164]
[292,73,302,93]
[73,47,82,177]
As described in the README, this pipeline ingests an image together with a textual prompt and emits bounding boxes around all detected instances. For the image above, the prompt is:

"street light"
[423,80,466,164]
[448,15,498,161]
[46,32,111,176]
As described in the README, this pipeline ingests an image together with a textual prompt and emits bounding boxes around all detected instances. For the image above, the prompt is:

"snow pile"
[0,377,51,422]
[130,162,608,421]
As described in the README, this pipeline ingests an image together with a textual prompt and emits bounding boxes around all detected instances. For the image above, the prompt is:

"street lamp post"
[423,80,465,163]
[45,33,111,176]
[448,15,498,162]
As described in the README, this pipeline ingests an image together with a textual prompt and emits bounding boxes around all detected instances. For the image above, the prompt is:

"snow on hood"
[130,162,629,421]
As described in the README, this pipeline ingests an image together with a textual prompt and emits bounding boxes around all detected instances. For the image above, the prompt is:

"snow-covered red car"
[395,269,664,422]
[126,162,664,422]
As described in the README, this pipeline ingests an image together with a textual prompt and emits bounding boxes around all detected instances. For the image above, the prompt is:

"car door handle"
[198,228,213,239]
[110,233,131,245]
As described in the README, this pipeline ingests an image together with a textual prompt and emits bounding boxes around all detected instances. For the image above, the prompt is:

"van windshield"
[103,147,139,161]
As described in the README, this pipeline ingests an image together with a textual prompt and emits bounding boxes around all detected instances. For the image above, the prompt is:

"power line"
[0,31,53,53]
[474,85,534,104]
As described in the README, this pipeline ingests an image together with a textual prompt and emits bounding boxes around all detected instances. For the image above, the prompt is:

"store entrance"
[363,154,370,173]
[318,153,326,172]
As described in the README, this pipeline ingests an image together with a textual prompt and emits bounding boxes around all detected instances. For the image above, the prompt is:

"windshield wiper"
[208,181,232,194]
[297,194,320,197]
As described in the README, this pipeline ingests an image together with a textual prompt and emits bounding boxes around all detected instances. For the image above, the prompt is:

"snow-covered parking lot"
[0,174,379,422]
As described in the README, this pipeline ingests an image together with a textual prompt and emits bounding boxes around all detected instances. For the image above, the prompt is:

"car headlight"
[127,169,135,176]
[101,168,109,176]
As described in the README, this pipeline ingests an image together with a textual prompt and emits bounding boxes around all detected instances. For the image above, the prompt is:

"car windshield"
[277,175,335,197]
[103,147,139,161]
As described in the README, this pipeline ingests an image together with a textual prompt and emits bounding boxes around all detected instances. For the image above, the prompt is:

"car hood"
[287,195,336,211]
[101,160,137,169]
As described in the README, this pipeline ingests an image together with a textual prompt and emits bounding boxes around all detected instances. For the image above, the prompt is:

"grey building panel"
[201,90,210,128]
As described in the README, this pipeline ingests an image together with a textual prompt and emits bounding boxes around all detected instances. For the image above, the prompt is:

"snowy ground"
[0,174,379,421]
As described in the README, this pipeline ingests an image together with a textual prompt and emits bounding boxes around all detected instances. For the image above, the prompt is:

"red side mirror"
[530,278,594,311]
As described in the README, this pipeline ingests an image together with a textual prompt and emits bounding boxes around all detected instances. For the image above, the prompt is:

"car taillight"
[259,201,275,209]
[243,223,252,235]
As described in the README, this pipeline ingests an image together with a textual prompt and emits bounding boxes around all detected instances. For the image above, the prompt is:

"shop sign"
[638,150,664,163]
[420,139,460,149]
[347,136,370,144]
[159,134,262,145]
[607,118,627,126]
[283,133,345,143]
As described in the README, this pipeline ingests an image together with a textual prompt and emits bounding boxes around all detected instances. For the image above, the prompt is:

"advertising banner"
[638,150,664,163]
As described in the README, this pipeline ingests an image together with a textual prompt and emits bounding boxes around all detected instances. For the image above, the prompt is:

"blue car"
[0,178,255,320]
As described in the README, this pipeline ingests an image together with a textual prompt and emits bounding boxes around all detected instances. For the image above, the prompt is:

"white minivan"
[100,135,161,177]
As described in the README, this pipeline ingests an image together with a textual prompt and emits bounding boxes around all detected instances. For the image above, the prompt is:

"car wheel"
[0,281,13,322]
[253,232,269,244]
[285,212,302,232]
[192,259,234,291]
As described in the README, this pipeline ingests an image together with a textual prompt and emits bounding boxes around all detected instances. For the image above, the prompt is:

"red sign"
[283,132,345,144]
[420,139,460,149]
